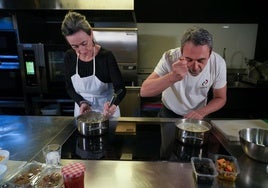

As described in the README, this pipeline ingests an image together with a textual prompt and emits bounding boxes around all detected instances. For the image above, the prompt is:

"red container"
[61,162,86,188]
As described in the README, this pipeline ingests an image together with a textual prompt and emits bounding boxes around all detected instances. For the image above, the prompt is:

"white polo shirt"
[154,47,227,116]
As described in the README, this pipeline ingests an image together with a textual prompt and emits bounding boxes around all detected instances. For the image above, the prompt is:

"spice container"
[61,162,86,188]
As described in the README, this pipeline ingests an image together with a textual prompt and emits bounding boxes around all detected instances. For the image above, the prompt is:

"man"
[140,26,227,119]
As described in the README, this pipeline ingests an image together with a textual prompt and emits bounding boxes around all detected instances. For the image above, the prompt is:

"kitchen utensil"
[239,128,268,163]
[109,89,123,107]
[175,119,212,146]
[76,111,109,136]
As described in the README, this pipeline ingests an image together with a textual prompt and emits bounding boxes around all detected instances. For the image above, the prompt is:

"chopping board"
[115,122,136,135]
[211,119,268,141]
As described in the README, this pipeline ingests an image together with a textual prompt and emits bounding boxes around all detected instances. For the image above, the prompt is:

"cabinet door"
[119,87,141,117]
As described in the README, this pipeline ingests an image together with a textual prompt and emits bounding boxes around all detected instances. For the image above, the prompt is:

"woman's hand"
[79,103,92,115]
[103,102,116,117]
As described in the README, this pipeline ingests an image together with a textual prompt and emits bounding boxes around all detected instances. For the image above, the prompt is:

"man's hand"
[184,109,207,120]
[170,57,188,82]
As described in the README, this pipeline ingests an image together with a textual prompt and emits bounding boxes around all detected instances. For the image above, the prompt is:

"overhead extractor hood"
[0,0,133,10]
[0,0,136,27]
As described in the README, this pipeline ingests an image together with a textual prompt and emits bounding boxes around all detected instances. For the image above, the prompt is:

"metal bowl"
[239,128,268,163]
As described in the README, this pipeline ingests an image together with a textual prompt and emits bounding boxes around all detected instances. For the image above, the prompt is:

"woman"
[61,11,126,117]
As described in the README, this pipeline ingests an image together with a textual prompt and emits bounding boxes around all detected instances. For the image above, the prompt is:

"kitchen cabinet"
[134,0,262,23]
[119,86,141,117]
[210,87,268,119]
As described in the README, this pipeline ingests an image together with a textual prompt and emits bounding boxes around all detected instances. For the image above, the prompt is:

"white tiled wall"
[137,23,258,73]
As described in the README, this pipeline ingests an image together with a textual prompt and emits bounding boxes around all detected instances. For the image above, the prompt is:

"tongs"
[109,89,123,107]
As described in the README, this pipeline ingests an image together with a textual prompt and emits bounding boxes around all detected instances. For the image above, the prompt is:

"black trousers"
[158,105,183,118]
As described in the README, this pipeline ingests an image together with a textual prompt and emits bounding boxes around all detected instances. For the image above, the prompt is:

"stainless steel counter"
[0,115,75,161]
[1,115,268,188]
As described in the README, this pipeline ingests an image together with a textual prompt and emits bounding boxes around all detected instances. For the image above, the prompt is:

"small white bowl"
[0,164,7,180]
[0,150,10,165]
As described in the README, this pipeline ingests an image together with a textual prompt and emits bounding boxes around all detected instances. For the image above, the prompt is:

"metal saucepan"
[175,118,212,146]
[76,111,109,136]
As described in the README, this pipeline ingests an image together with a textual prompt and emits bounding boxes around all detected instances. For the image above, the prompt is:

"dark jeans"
[158,105,183,118]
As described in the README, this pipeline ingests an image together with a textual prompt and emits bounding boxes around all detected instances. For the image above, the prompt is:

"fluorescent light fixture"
[222,25,230,29]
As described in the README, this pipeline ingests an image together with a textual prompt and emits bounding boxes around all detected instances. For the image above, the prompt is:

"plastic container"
[61,162,85,188]
[191,157,218,184]
[0,150,10,165]
[0,164,7,181]
[34,166,63,188]
[214,154,240,181]
[8,161,45,187]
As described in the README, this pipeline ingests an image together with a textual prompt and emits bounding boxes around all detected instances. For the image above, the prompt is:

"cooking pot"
[76,134,105,159]
[76,111,109,136]
[175,119,212,146]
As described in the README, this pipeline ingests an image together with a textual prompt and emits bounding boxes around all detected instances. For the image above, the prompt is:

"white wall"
[137,23,258,73]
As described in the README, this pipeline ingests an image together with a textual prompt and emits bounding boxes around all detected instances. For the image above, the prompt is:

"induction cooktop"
[61,121,229,162]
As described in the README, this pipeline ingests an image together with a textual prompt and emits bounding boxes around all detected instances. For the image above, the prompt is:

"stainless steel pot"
[76,111,109,136]
[175,119,212,146]
[75,134,105,159]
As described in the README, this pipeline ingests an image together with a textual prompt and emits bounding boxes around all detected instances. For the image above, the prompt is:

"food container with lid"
[191,157,218,184]
[214,154,240,181]
[8,161,45,187]
[61,162,86,188]
[0,164,7,181]
[34,166,63,188]
[0,150,10,165]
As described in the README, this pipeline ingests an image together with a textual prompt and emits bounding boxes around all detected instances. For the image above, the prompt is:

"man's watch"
[79,100,91,107]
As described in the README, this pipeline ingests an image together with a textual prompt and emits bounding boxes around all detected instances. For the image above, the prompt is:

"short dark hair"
[61,11,92,37]
[181,26,213,51]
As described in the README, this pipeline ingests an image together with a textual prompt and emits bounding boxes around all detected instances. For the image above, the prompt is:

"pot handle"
[182,135,203,141]
[87,124,102,131]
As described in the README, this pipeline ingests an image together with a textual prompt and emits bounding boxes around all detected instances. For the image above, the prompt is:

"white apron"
[71,49,120,117]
